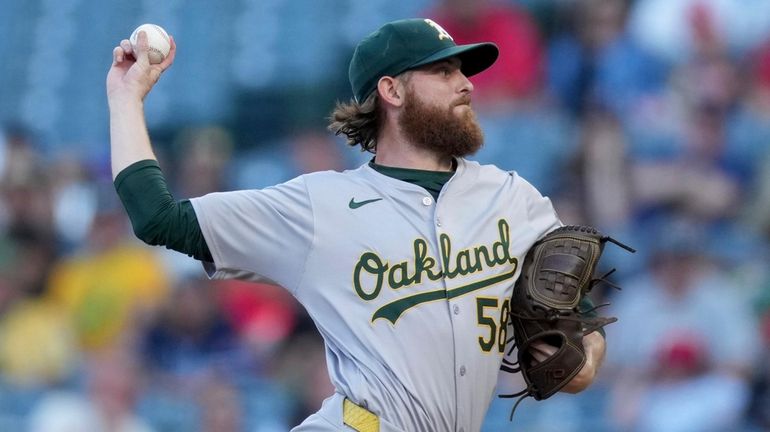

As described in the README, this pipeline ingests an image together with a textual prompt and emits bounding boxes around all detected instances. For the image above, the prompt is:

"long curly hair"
[327,92,382,153]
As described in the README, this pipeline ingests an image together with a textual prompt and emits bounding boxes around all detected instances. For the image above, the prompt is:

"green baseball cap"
[349,18,499,103]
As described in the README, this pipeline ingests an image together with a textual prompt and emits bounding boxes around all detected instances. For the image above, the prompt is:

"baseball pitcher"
[107,18,619,432]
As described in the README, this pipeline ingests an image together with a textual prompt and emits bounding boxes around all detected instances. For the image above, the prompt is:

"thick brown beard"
[399,90,484,159]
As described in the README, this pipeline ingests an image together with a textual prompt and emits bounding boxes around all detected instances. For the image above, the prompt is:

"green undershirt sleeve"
[114,159,213,263]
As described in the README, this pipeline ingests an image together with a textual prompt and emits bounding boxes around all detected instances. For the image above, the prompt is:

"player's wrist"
[108,90,145,110]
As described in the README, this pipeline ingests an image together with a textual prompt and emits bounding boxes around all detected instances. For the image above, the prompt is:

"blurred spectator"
[288,129,349,175]
[230,142,297,191]
[0,232,76,387]
[50,156,99,251]
[546,0,667,116]
[740,40,770,235]
[629,0,770,64]
[0,239,16,314]
[747,290,770,429]
[196,373,244,432]
[616,10,750,230]
[27,348,154,432]
[217,280,300,366]
[555,108,643,277]
[0,124,44,191]
[562,108,632,228]
[744,153,770,237]
[628,2,769,184]
[629,79,743,226]
[230,128,351,192]
[272,332,335,426]
[1,174,56,242]
[141,276,240,380]
[605,219,760,432]
[0,153,56,242]
[45,183,169,352]
[170,125,234,197]
[426,0,545,106]
[750,39,770,115]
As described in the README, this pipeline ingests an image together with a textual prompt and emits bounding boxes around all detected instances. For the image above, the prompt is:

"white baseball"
[129,23,171,64]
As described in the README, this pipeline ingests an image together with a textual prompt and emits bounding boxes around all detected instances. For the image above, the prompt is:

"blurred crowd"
[1,0,770,431]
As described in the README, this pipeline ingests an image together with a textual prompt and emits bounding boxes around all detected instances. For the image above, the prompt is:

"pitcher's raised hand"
[106,29,176,103]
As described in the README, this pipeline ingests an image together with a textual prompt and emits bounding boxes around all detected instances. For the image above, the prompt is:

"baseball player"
[107,18,607,432]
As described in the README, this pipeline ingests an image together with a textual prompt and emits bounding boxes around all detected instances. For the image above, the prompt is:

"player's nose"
[458,72,474,95]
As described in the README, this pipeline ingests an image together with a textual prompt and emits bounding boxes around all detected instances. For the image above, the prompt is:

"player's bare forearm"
[109,97,157,179]
[561,331,606,393]
[106,28,176,179]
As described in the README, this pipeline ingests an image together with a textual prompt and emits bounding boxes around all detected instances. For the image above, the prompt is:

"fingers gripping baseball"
[107,28,176,102]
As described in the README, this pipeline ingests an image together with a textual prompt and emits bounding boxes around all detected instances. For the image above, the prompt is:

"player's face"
[398,58,483,157]
[406,58,475,116]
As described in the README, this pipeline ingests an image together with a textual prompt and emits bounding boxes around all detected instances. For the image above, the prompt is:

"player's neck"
[375,131,454,172]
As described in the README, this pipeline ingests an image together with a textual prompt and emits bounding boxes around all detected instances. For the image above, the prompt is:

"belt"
[343,398,380,432]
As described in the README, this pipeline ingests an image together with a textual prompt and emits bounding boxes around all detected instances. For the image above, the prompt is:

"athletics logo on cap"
[424,19,453,41]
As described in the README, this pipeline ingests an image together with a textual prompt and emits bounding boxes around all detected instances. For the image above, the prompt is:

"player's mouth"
[453,95,472,108]
[452,99,473,116]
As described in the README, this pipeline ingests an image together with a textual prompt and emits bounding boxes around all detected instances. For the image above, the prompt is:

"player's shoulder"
[298,164,367,182]
[294,164,371,190]
[460,159,547,198]
[460,158,524,183]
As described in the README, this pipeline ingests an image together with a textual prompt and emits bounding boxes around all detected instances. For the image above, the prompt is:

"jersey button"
[422,197,432,206]
[436,217,442,227]
[459,366,466,376]
[453,305,460,315]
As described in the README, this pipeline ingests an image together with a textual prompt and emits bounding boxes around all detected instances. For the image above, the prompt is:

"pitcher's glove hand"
[501,226,634,418]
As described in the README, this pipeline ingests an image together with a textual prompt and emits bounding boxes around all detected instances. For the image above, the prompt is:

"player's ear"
[377,76,405,107]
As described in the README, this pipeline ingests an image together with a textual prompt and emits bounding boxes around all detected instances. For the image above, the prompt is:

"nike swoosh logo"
[349,197,383,209]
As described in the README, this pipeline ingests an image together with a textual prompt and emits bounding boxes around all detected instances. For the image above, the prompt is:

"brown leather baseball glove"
[500,225,634,418]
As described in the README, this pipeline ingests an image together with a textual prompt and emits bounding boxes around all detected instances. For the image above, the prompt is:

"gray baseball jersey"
[190,158,561,432]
